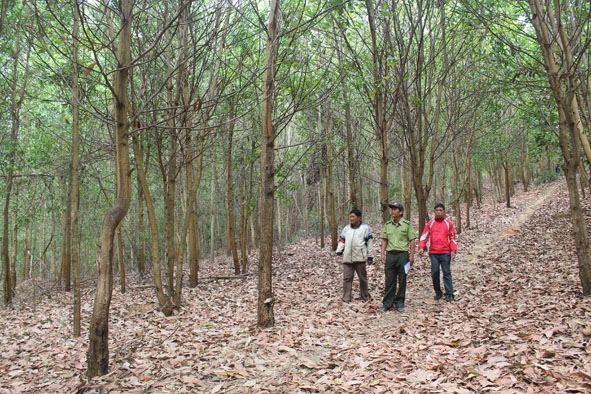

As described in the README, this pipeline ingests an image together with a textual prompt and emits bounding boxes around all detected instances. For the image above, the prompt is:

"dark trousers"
[430,254,453,297]
[383,251,408,309]
[343,262,369,302]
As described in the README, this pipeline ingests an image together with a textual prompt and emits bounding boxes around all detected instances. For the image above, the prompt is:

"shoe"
[397,305,405,312]
[434,294,443,300]
[445,295,454,302]
[343,299,351,304]
[377,306,389,312]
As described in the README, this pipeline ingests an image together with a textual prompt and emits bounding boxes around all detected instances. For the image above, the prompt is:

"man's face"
[434,207,445,220]
[390,208,403,220]
[349,213,361,227]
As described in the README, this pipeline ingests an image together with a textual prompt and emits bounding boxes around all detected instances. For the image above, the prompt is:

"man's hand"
[418,248,425,256]
[367,257,373,265]
[451,252,456,261]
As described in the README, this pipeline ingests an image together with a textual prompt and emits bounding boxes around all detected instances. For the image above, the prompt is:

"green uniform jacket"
[380,219,417,252]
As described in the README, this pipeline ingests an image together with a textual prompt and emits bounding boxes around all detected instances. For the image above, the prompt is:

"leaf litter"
[1,178,590,393]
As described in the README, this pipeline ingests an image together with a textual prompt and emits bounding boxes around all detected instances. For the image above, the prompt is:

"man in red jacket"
[418,203,457,301]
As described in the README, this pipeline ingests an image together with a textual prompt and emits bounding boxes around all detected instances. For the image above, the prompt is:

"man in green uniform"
[378,202,417,312]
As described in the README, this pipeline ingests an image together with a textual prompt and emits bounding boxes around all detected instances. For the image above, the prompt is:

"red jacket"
[418,218,457,255]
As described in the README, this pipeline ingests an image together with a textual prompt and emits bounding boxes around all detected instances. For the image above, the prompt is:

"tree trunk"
[3,11,31,303]
[10,208,17,291]
[189,132,205,287]
[465,167,472,230]
[21,221,32,280]
[64,86,82,330]
[137,176,146,277]
[401,158,412,221]
[325,108,338,251]
[240,137,255,274]
[342,73,358,209]
[504,162,511,208]
[175,3,199,290]
[61,184,72,292]
[163,48,178,303]
[258,0,280,328]
[132,134,171,315]
[209,173,216,265]
[226,109,240,274]
[452,150,462,234]
[87,0,133,377]
[527,0,591,295]
[364,0,391,222]
[319,138,326,249]
[239,149,250,273]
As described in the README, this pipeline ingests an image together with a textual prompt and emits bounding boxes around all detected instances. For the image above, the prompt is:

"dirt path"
[455,179,563,278]
[374,179,565,326]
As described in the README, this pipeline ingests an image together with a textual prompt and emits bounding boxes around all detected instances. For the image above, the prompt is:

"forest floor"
[1,177,591,394]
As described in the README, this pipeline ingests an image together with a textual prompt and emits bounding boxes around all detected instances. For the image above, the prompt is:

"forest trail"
[1,178,590,394]
[373,179,563,327]
[453,179,564,286]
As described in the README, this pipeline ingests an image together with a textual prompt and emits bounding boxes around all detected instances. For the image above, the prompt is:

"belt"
[387,250,407,254]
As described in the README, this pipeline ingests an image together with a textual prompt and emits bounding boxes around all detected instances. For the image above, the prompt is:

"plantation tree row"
[1,0,591,377]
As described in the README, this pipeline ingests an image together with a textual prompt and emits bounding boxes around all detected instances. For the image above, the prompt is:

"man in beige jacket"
[336,208,374,303]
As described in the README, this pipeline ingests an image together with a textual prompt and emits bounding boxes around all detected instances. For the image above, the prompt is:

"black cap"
[388,202,404,211]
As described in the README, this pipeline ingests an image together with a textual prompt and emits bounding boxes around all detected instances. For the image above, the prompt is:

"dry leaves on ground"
[0,179,590,393]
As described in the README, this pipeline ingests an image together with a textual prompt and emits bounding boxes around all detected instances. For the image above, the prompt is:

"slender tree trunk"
[190,133,204,287]
[59,177,69,289]
[364,0,391,222]
[187,159,199,286]
[3,11,31,303]
[401,157,412,220]
[521,137,529,192]
[239,150,249,273]
[325,108,338,251]
[164,53,178,302]
[319,138,326,249]
[340,70,358,209]
[504,162,511,208]
[10,208,17,290]
[527,0,591,294]
[225,109,240,274]
[466,167,472,230]
[71,1,82,338]
[239,137,255,274]
[452,152,462,233]
[210,173,216,265]
[132,134,171,315]
[258,0,280,328]
[579,158,588,198]
[87,0,133,377]
[137,176,146,277]
[21,221,31,280]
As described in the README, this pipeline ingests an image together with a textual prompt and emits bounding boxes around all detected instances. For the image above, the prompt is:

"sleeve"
[448,220,458,253]
[365,226,374,258]
[335,227,346,254]
[418,221,431,249]
[379,223,389,239]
